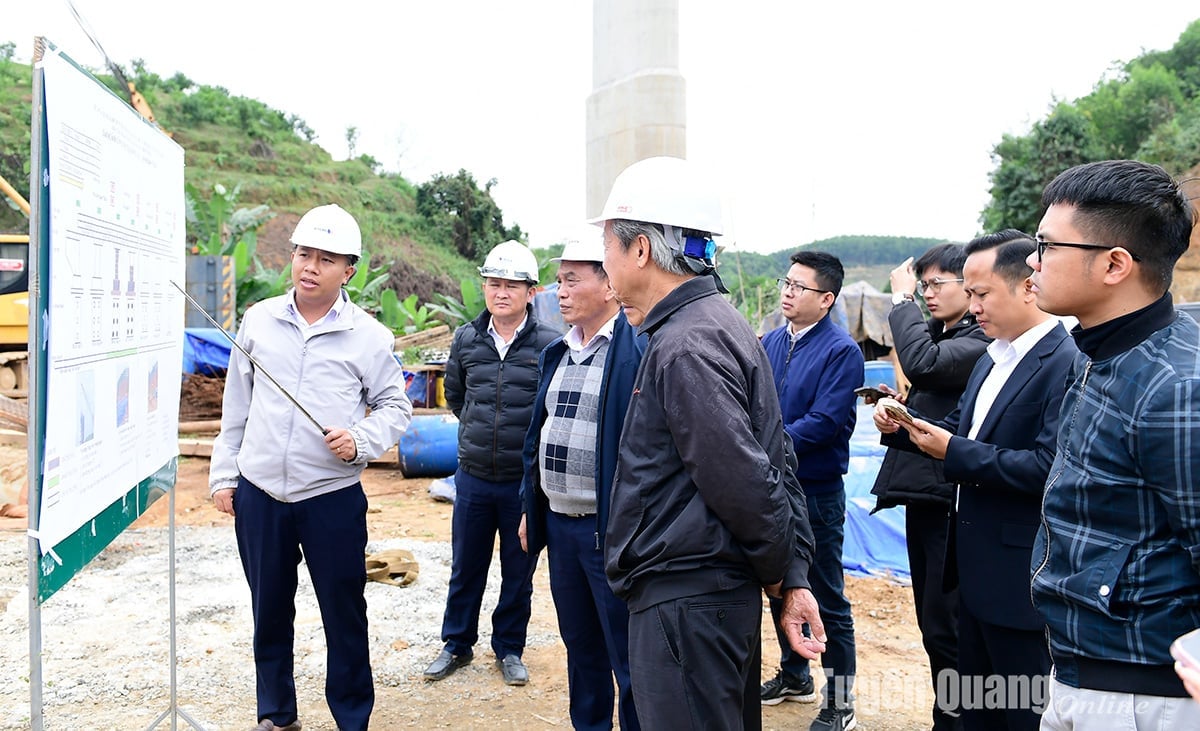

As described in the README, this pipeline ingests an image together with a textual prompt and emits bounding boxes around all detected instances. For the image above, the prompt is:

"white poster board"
[37,48,185,552]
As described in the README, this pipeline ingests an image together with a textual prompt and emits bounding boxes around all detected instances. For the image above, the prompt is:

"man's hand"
[518,514,528,553]
[890,256,917,298]
[213,488,235,516]
[873,400,903,434]
[324,427,357,462]
[781,587,827,660]
[906,418,952,460]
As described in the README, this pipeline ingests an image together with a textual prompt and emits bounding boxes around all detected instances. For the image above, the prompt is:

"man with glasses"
[760,251,864,731]
[875,231,1076,730]
[870,243,990,731]
[1025,160,1200,729]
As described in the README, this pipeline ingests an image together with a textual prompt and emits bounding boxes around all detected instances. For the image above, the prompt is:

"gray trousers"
[1041,678,1200,730]
[628,582,763,731]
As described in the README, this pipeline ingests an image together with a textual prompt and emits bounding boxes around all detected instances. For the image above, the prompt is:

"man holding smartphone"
[870,243,990,731]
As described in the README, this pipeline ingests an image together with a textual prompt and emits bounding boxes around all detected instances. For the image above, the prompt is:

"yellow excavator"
[0,174,30,395]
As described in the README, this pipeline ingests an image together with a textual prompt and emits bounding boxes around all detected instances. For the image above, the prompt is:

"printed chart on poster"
[37,48,184,552]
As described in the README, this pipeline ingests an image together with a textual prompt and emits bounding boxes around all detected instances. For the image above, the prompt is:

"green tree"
[1079,63,1184,159]
[1137,95,1200,173]
[415,169,519,260]
[1136,19,1200,98]
[981,104,1102,234]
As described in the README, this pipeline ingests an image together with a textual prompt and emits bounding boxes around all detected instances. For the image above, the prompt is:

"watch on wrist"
[892,291,915,305]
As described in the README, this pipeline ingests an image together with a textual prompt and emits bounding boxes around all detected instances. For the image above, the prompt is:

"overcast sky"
[8,2,1200,255]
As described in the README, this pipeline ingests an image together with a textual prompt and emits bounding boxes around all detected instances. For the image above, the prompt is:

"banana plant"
[428,277,485,327]
[378,291,442,335]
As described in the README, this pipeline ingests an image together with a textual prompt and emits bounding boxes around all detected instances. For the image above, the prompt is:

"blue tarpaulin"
[841,399,910,581]
[183,328,233,375]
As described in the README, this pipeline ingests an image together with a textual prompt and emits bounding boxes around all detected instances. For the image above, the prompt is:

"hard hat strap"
[665,225,728,294]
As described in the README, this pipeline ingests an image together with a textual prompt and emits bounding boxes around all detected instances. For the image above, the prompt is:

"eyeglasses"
[777,278,830,295]
[1034,237,1142,263]
[916,277,964,295]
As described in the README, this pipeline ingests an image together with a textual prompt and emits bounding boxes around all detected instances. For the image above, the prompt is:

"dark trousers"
[441,468,535,658]
[628,583,763,731]
[770,487,856,709]
[957,605,1050,731]
[545,510,639,731]
[907,501,962,731]
[234,477,373,731]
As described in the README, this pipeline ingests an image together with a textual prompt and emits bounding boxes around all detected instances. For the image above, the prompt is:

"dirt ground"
[1,440,932,730]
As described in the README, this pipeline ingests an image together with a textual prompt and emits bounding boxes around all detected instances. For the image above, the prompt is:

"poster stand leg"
[29,531,44,731]
[144,487,205,731]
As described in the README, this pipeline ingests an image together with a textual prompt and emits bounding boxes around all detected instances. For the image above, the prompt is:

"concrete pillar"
[586,0,686,219]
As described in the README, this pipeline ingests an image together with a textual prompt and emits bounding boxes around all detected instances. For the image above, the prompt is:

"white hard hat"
[590,156,724,236]
[551,228,605,263]
[479,240,539,284]
[290,204,362,257]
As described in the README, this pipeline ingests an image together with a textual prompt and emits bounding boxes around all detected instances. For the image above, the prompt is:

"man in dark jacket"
[877,233,1075,730]
[870,242,990,730]
[519,235,645,731]
[759,251,864,731]
[424,240,560,686]
[596,156,825,731]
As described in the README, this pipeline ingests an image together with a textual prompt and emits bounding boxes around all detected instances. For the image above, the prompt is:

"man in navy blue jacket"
[519,234,645,731]
[760,251,865,731]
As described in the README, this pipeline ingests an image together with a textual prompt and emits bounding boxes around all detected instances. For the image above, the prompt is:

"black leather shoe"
[423,647,472,681]
[497,654,528,686]
[252,720,302,731]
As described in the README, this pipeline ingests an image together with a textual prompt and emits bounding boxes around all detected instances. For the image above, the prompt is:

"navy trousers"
[957,605,1050,731]
[234,477,373,731]
[441,468,536,658]
[545,510,639,731]
[770,486,856,709]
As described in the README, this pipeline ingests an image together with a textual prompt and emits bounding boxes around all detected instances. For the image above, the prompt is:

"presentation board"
[32,44,185,602]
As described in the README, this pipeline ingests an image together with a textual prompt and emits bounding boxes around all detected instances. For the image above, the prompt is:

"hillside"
[0,48,480,306]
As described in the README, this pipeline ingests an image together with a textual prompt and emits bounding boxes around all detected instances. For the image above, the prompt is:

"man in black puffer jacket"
[870,242,990,731]
[423,240,561,687]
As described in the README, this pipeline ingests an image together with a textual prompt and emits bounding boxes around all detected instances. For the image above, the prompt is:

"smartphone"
[1172,627,1200,670]
[878,397,914,426]
[854,386,889,401]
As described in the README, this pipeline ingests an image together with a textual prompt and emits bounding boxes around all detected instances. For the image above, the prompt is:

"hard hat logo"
[480,240,539,284]
[291,204,362,258]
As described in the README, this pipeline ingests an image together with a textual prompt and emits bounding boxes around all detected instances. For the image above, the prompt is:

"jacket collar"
[1072,292,1175,361]
[639,276,719,337]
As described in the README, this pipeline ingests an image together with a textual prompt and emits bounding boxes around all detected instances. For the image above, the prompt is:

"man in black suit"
[875,231,1076,731]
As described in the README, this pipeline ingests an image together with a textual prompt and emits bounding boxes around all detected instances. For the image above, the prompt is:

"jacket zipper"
[1031,359,1092,605]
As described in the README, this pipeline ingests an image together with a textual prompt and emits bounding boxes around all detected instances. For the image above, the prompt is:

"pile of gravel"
[0,526,556,729]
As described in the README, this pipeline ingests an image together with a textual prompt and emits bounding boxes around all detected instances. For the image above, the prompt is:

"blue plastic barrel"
[398,413,460,478]
[863,360,897,390]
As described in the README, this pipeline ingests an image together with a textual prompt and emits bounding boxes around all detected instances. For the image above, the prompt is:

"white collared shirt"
[789,320,819,343]
[967,317,1059,439]
[286,288,348,337]
[488,314,528,359]
[564,311,618,359]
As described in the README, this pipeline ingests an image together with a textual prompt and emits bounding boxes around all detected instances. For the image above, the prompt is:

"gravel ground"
[0,526,550,730]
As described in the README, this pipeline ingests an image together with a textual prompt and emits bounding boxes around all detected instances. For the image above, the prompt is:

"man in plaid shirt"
[1027,159,1200,729]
